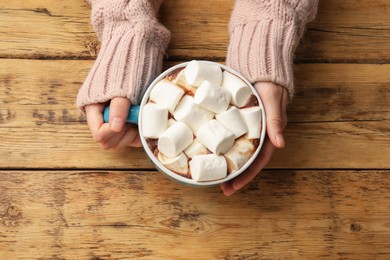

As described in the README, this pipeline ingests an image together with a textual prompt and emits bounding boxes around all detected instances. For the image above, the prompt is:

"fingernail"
[276,134,285,148]
[111,117,124,132]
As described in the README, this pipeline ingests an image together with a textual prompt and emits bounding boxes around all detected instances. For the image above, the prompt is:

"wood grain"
[1,0,389,258]
[1,119,389,169]
[1,59,389,123]
[0,170,389,259]
[0,0,389,62]
[0,59,389,169]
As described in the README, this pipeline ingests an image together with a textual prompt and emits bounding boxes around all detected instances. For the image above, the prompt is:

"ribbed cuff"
[77,21,170,111]
[226,19,299,100]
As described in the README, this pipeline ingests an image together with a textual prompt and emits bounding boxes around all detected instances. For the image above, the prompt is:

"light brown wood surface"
[0,0,389,259]
[0,170,389,259]
[0,0,389,62]
[1,60,389,169]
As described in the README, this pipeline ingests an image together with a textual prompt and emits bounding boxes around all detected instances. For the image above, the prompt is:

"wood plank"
[0,59,389,169]
[295,0,390,63]
[162,0,390,63]
[0,0,389,62]
[1,119,389,169]
[0,0,95,59]
[290,64,390,122]
[1,59,388,123]
[0,170,389,259]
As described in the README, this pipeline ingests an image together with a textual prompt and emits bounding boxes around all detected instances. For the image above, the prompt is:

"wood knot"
[1,205,22,227]
[350,223,361,232]
[6,205,22,220]
[34,8,52,16]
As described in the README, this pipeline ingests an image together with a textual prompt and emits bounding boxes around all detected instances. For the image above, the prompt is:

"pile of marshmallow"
[141,61,262,182]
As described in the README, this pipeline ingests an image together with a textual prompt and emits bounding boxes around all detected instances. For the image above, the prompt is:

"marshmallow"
[196,120,235,155]
[172,68,197,96]
[216,107,247,138]
[168,118,176,127]
[240,107,262,139]
[189,154,227,182]
[184,60,222,87]
[194,81,231,114]
[221,71,252,107]
[224,137,255,173]
[184,139,209,158]
[158,152,189,177]
[150,79,185,112]
[141,103,168,138]
[158,122,193,158]
[173,95,214,133]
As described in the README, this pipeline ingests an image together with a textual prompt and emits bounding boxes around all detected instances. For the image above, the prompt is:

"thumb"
[256,82,286,149]
[266,105,285,149]
[109,97,131,132]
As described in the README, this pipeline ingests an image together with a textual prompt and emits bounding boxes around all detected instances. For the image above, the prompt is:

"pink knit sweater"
[77,0,318,110]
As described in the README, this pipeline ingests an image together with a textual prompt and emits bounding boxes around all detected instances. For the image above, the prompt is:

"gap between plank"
[0,168,388,172]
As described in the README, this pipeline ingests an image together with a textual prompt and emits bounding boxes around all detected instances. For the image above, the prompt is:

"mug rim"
[139,61,267,187]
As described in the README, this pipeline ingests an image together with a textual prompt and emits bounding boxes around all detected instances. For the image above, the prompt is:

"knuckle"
[112,144,124,152]
[269,116,284,127]
[94,136,102,143]
[99,142,111,150]
[94,133,104,143]
[112,97,129,107]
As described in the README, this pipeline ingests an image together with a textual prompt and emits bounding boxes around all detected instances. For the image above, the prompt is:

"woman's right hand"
[85,97,142,151]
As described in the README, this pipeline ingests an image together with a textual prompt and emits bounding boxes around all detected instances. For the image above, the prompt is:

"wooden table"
[1,0,389,259]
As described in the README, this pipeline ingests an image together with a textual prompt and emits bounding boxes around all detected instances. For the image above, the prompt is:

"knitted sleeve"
[226,0,318,99]
[77,0,171,111]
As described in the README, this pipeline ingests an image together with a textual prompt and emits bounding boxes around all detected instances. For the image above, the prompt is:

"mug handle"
[103,105,140,124]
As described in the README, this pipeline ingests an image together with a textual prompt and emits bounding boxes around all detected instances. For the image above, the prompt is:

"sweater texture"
[77,0,170,111]
[227,0,318,99]
[77,0,318,110]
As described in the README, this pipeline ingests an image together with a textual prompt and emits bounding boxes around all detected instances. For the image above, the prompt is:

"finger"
[232,138,275,191]
[282,89,289,129]
[113,125,139,151]
[109,97,131,133]
[257,84,285,149]
[100,128,126,150]
[85,104,105,140]
[220,182,236,196]
[129,132,143,148]
[96,123,118,143]
[220,138,275,196]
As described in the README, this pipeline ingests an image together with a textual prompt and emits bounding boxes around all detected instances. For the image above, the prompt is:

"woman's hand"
[85,97,142,151]
[221,82,289,196]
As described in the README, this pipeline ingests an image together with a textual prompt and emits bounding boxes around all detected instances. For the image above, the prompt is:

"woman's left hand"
[220,82,289,196]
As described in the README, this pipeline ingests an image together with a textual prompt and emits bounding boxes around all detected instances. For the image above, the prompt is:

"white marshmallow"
[172,68,197,96]
[221,71,252,107]
[216,107,247,138]
[173,95,214,133]
[158,152,188,177]
[158,122,193,158]
[194,81,231,114]
[184,139,209,159]
[168,118,176,127]
[184,60,222,87]
[240,107,262,139]
[189,154,227,182]
[224,137,256,173]
[196,120,235,155]
[150,79,185,112]
[141,103,168,138]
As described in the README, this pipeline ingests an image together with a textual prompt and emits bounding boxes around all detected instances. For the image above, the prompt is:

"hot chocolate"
[141,61,262,182]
